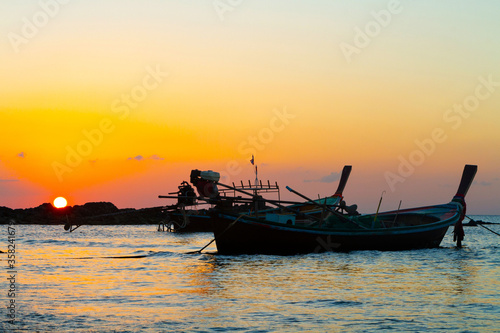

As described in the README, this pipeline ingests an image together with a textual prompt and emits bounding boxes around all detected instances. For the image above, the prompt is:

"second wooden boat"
[211,165,477,255]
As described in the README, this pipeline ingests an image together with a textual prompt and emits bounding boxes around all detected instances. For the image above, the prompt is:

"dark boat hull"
[213,219,450,255]
[212,204,461,255]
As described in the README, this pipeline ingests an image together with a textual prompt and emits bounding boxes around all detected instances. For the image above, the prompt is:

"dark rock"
[0,202,164,225]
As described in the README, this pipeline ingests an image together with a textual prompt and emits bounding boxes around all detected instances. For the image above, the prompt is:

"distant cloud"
[0,178,19,182]
[17,152,25,158]
[304,172,340,183]
[127,154,164,161]
[475,178,500,187]
[150,154,164,161]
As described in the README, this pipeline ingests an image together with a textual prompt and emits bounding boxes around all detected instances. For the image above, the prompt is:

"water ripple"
[1,221,498,332]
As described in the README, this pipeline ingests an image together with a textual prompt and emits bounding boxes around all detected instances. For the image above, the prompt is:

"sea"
[1,215,499,332]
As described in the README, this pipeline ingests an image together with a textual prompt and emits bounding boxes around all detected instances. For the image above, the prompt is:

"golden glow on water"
[5,223,499,331]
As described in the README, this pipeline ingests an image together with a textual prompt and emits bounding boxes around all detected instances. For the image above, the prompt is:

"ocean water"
[1,215,499,332]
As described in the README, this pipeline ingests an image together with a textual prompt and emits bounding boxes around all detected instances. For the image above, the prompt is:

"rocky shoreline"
[0,202,165,225]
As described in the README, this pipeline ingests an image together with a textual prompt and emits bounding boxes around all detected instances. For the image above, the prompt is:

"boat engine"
[176,181,196,206]
[190,169,220,199]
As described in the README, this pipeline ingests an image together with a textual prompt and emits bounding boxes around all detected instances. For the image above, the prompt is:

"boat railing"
[219,180,280,201]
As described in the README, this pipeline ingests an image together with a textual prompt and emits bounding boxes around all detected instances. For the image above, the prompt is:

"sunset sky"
[1,1,499,214]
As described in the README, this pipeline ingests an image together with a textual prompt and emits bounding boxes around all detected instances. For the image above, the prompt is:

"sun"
[53,196,68,209]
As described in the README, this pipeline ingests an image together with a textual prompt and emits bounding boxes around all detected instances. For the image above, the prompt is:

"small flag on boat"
[250,155,254,165]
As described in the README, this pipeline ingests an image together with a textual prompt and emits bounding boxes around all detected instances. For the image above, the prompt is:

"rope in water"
[187,213,247,254]
[465,215,500,237]
[477,223,500,237]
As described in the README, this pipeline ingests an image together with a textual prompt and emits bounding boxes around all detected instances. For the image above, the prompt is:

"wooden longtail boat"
[211,165,477,255]
[159,167,352,232]
[158,171,282,232]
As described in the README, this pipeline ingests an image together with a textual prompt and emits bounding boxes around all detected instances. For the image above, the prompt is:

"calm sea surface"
[1,215,499,332]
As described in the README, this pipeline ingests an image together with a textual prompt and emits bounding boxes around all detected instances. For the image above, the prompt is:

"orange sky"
[1,1,499,213]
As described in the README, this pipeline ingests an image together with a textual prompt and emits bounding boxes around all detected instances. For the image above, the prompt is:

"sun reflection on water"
[3,223,499,332]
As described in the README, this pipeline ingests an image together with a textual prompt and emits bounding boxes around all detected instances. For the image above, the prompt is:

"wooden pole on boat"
[286,186,367,229]
[372,191,385,228]
[216,182,320,222]
[392,200,402,225]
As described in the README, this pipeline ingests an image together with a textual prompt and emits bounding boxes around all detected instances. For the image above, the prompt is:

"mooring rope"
[465,215,500,237]
[186,213,247,254]
[477,223,500,237]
